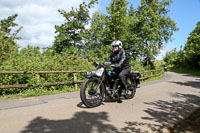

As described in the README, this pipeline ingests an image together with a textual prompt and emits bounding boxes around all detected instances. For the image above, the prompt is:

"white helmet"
[111,40,123,49]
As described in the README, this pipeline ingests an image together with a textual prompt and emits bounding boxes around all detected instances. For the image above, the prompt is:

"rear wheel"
[80,77,105,108]
[124,76,136,99]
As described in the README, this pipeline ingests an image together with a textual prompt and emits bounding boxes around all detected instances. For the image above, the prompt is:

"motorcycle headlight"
[87,71,92,75]
[87,71,96,76]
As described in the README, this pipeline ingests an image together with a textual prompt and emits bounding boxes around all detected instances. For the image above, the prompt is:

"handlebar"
[93,62,113,69]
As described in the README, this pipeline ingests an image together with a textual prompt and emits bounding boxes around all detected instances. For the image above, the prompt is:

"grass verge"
[0,85,80,100]
[169,68,200,77]
[142,73,165,83]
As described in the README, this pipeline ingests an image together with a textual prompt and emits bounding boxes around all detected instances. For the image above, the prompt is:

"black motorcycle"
[80,62,140,108]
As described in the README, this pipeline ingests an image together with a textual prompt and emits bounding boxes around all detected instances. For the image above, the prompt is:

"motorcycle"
[163,64,168,72]
[164,66,168,72]
[80,62,140,108]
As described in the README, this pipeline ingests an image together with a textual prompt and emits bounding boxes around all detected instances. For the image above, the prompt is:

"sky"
[163,0,200,59]
[0,0,200,60]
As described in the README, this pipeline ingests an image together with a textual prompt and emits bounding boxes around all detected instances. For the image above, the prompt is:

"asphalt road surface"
[0,72,200,133]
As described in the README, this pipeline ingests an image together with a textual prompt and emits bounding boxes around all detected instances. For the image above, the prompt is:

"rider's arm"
[105,52,113,62]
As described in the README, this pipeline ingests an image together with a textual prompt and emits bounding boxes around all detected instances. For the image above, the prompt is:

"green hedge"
[0,46,164,96]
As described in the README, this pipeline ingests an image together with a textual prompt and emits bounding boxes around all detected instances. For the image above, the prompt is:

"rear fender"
[129,72,141,79]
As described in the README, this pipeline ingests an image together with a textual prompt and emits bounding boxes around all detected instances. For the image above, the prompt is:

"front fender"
[86,75,99,79]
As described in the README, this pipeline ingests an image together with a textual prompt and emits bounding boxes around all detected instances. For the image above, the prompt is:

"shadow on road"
[122,93,200,132]
[170,81,200,89]
[21,111,118,133]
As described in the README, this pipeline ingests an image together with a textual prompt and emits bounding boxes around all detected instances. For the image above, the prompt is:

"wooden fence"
[0,69,163,89]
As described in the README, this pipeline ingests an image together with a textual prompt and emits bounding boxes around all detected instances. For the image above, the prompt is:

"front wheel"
[80,77,105,108]
[124,77,136,99]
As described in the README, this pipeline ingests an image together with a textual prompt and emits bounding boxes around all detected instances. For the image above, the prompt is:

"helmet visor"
[112,45,119,48]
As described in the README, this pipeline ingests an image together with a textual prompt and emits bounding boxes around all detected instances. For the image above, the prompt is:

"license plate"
[96,68,104,76]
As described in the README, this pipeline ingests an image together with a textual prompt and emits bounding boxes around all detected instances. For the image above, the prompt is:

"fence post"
[36,74,40,85]
[73,73,77,89]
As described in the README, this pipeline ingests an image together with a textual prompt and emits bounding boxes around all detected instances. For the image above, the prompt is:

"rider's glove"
[110,64,116,68]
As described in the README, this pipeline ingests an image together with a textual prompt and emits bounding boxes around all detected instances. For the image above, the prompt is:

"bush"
[0,45,93,95]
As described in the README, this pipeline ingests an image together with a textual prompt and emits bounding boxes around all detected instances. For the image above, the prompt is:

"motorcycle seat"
[128,72,141,79]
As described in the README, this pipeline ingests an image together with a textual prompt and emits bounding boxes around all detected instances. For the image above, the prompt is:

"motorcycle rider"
[106,40,131,102]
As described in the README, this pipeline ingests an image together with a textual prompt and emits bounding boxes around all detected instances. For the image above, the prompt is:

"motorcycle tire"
[80,77,105,108]
[124,77,136,99]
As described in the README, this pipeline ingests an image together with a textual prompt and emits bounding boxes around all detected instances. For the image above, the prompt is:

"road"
[0,72,200,133]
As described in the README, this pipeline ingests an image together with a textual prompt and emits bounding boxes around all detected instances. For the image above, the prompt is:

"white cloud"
[0,0,86,48]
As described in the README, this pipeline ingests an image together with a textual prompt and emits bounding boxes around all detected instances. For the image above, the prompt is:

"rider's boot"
[117,96,122,103]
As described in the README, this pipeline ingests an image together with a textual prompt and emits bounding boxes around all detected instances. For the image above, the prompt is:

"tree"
[86,0,130,61]
[0,14,22,62]
[125,4,141,59]
[183,21,200,69]
[164,48,179,67]
[53,0,98,53]
[85,11,112,61]
[106,0,129,42]
[88,11,107,48]
[53,0,178,64]
[135,0,178,64]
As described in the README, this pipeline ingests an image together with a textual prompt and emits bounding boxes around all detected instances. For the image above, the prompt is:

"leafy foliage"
[106,0,129,41]
[134,0,178,64]
[164,21,200,69]
[53,0,98,53]
[85,11,112,61]
[0,45,93,95]
[53,0,177,64]
[0,14,22,62]
[183,21,200,69]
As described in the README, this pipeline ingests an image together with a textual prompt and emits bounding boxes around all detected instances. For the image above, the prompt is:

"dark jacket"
[106,49,130,71]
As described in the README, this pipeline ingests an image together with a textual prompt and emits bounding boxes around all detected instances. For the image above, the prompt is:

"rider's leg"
[118,67,131,90]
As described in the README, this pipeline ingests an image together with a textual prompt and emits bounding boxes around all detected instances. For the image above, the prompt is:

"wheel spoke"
[80,77,104,108]
[85,80,102,104]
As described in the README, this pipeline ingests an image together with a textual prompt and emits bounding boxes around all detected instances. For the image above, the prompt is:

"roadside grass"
[142,73,165,83]
[0,85,80,100]
[169,68,200,132]
[169,68,200,77]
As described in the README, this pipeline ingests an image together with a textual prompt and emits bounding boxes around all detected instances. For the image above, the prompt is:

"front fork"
[89,75,106,100]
